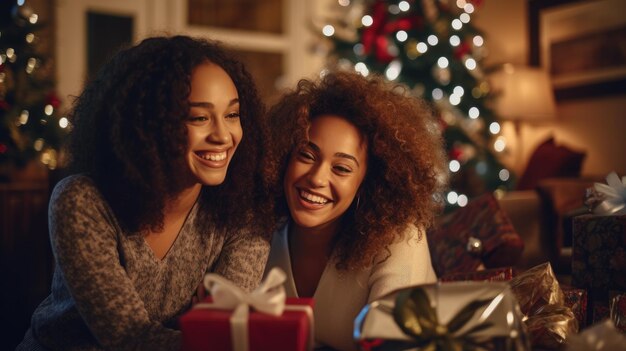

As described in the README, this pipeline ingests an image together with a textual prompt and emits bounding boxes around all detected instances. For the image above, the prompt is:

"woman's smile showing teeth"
[195,150,228,166]
[299,189,329,205]
[197,151,227,161]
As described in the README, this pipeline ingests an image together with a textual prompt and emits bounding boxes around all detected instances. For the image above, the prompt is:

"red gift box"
[180,297,313,351]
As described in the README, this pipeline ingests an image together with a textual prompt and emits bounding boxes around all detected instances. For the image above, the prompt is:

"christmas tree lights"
[321,0,514,208]
[0,1,68,174]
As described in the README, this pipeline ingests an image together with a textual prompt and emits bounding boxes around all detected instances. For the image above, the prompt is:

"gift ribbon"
[593,171,626,216]
[194,267,314,351]
[391,287,496,351]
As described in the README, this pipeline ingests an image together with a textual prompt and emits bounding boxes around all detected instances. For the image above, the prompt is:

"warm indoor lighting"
[322,25,335,37]
[354,62,369,76]
[385,60,402,80]
[432,88,443,100]
[437,57,449,68]
[473,35,484,47]
[465,58,477,70]
[491,64,556,167]
[449,35,461,46]
[361,15,373,27]
[427,35,438,45]
[491,64,556,122]
[396,30,408,42]
[416,42,428,53]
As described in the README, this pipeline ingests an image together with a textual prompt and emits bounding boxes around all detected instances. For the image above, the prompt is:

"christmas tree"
[321,0,513,208]
[0,1,68,175]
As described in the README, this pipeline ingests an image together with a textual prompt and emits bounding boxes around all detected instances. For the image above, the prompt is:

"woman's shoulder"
[371,224,429,264]
[51,174,104,209]
[53,174,97,192]
[393,223,424,244]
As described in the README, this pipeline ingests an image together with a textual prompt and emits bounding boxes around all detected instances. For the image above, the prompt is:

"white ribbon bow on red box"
[195,267,313,351]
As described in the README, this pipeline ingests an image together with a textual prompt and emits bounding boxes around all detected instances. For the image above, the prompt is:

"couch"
[498,176,602,273]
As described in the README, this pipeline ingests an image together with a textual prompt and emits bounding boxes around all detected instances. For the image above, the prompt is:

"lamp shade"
[490,64,556,121]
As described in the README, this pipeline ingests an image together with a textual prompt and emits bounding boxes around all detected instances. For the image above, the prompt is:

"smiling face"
[184,62,242,187]
[284,114,368,235]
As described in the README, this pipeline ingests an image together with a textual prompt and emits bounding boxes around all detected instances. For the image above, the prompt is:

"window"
[187,0,284,34]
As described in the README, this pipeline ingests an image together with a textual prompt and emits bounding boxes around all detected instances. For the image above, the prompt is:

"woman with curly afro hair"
[18,36,272,350]
[263,70,448,350]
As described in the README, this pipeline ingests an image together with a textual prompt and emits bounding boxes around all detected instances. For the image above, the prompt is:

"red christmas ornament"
[374,35,395,63]
[0,100,10,111]
[453,41,471,60]
[449,147,463,161]
[359,339,384,351]
[382,17,414,33]
[361,1,387,57]
[361,2,422,64]
[45,91,61,109]
[467,0,484,7]
[0,143,8,154]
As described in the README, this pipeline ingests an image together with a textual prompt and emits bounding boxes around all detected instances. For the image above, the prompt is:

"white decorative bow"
[203,267,287,316]
[198,268,288,351]
[593,172,626,216]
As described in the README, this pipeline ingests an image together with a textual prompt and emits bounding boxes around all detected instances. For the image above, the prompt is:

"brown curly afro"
[68,35,271,236]
[263,70,448,271]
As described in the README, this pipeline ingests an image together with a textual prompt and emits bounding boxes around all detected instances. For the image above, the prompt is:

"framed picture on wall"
[528,0,626,100]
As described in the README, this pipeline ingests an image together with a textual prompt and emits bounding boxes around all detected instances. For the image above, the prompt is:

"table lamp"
[490,64,557,166]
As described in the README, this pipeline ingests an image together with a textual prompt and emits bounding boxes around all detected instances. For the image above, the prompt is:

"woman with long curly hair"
[263,71,448,350]
[18,35,271,350]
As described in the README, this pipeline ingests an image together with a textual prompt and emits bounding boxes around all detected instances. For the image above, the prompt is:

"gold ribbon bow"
[393,287,497,351]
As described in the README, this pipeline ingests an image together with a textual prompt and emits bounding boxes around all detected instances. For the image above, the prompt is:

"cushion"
[516,137,586,191]
[536,177,596,254]
[427,193,524,276]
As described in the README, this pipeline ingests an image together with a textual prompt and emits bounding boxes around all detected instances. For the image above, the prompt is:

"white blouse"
[264,222,437,351]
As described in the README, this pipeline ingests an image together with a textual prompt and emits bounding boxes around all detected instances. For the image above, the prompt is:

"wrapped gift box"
[562,286,588,329]
[427,193,524,275]
[572,214,626,326]
[439,266,514,282]
[565,319,626,351]
[354,281,530,351]
[610,293,626,333]
[509,262,578,349]
[180,297,313,351]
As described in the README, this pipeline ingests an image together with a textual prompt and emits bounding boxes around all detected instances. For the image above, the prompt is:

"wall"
[475,0,626,177]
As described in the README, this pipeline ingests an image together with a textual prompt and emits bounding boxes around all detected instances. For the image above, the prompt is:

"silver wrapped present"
[354,281,530,351]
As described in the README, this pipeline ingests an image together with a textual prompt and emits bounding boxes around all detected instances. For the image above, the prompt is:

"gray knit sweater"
[17,175,270,350]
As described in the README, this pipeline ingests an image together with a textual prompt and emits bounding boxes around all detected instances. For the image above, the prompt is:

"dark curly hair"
[68,35,270,235]
[263,71,448,270]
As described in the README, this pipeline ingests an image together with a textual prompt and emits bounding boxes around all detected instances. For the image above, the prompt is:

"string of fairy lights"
[320,0,513,207]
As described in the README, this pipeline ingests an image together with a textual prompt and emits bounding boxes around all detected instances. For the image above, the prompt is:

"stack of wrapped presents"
[178,173,626,351]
